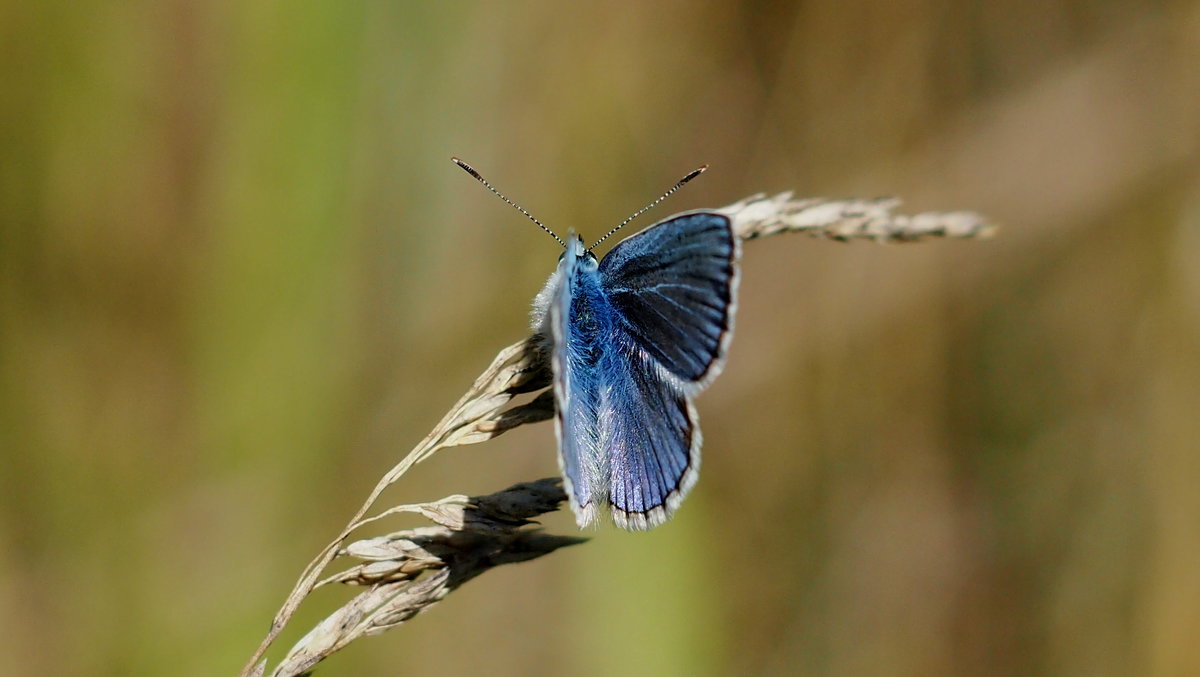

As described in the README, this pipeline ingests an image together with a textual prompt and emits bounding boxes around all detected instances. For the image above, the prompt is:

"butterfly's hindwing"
[600,340,699,529]
[599,213,738,387]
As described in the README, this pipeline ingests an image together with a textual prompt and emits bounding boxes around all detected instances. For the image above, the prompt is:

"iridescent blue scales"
[533,212,740,530]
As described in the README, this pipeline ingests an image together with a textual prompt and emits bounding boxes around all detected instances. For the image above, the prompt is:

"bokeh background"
[3,1,1199,675]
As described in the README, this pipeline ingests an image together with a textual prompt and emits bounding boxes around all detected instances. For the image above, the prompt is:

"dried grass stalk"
[266,479,583,677]
[721,192,995,242]
[239,193,994,677]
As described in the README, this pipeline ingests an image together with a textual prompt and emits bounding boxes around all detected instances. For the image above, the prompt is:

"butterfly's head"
[562,231,599,268]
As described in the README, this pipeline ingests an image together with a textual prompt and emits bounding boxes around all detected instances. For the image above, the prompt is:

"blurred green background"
[2,1,1199,675]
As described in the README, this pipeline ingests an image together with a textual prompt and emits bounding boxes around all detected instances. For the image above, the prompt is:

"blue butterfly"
[454,159,740,530]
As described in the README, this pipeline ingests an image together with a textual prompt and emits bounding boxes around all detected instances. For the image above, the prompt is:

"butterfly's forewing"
[599,213,739,388]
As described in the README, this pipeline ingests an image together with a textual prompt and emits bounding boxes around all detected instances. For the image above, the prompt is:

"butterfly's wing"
[548,234,605,528]
[599,212,739,389]
[597,212,740,528]
[598,343,702,529]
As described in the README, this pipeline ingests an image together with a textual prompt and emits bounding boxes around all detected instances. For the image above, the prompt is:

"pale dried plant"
[239,192,995,677]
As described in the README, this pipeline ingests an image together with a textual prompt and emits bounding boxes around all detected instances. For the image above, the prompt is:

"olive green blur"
[2,1,1198,676]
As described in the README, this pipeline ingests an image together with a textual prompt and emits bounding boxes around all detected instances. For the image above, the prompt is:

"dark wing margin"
[599,344,700,530]
[599,212,739,388]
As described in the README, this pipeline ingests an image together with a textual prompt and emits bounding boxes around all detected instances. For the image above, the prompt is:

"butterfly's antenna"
[451,157,566,248]
[587,165,708,252]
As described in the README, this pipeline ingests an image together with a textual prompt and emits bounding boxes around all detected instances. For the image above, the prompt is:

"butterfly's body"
[532,247,610,527]
[534,213,740,530]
